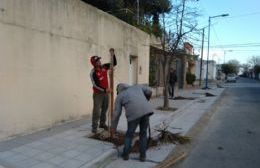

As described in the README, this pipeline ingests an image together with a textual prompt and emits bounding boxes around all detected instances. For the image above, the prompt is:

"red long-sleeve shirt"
[90,55,117,93]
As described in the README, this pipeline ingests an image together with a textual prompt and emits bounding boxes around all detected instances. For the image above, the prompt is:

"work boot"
[139,156,146,162]
[92,128,97,134]
[99,124,109,130]
[121,154,129,161]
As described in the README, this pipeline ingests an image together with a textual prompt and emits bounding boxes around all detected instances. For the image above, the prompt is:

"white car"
[227,74,236,82]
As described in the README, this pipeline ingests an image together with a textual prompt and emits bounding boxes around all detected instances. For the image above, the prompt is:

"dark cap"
[90,56,101,66]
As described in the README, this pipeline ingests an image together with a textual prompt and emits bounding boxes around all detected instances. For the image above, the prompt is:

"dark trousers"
[92,93,109,129]
[123,115,150,158]
[168,83,175,98]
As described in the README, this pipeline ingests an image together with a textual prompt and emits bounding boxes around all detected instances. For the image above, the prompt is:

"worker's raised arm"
[103,48,117,69]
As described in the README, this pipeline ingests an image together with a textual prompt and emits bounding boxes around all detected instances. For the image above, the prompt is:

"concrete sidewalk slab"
[0,121,116,168]
[0,87,224,168]
[93,88,225,168]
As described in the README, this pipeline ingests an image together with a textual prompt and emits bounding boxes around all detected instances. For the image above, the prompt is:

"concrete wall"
[195,60,216,81]
[0,0,150,140]
[195,60,205,80]
[208,60,217,80]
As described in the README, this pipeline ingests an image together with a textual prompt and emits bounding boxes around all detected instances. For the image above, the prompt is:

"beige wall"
[0,0,150,140]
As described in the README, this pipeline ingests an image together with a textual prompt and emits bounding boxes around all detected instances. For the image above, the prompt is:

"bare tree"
[159,0,199,109]
[247,56,260,79]
[248,55,260,67]
[241,63,250,73]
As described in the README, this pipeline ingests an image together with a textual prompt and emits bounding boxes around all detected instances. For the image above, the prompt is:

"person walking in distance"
[90,48,117,133]
[169,68,177,99]
[111,83,153,162]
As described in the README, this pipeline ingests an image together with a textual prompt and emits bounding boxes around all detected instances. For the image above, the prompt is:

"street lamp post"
[204,13,229,89]
[199,28,205,87]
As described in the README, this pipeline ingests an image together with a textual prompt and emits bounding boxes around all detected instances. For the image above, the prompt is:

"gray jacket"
[111,83,154,129]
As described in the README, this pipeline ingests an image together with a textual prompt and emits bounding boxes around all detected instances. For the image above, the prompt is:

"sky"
[189,0,260,65]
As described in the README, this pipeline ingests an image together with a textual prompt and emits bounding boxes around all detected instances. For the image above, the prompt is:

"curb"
[151,99,197,137]
[154,88,226,168]
[152,90,206,132]
[179,88,226,135]
[85,88,226,168]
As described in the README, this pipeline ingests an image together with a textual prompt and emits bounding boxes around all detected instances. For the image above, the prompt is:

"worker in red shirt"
[90,48,117,133]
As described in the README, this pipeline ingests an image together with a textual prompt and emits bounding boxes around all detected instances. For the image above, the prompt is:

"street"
[174,77,260,168]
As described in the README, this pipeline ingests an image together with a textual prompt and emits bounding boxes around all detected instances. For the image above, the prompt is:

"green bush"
[186,73,196,85]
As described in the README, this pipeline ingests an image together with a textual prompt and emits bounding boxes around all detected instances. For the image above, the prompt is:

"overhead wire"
[161,1,260,59]
[227,11,260,19]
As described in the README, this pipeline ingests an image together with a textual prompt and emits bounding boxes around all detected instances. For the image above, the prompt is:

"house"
[149,41,197,96]
[182,42,198,88]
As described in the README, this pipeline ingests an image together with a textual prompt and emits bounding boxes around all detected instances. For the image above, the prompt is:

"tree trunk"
[163,56,169,109]
[162,13,169,110]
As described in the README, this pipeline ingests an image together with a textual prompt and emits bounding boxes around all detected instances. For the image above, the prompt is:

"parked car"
[227,74,236,82]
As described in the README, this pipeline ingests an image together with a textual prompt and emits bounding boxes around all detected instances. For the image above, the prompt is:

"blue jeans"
[123,115,150,158]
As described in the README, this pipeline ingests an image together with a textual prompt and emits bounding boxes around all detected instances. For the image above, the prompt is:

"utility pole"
[137,0,140,25]
[199,28,205,87]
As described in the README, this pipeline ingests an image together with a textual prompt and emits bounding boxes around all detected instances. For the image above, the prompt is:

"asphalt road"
[174,77,260,168]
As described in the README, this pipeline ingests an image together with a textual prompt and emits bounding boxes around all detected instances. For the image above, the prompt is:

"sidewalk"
[0,86,225,168]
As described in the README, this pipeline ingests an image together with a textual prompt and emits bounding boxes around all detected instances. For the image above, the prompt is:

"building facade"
[195,60,217,81]
[0,0,150,140]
